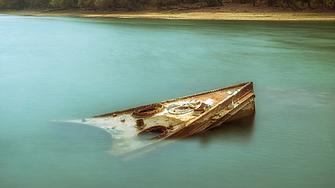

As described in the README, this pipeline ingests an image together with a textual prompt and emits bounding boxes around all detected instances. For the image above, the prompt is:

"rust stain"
[72,82,256,157]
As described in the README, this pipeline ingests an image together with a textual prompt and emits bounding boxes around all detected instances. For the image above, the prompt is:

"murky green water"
[1,15,335,188]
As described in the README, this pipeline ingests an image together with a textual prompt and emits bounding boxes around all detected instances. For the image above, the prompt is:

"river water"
[1,15,334,188]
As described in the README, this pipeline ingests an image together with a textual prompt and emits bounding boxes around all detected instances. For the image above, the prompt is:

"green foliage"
[267,0,335,9]
[50,0,77,8]
[93,0,149,10]
[83,0,96,7]
[0,0,11,9]
[94,0,111,9]
[318,0,335,7]
[10,0,25,9]
[205,0,222,6]
[156,0,180,10]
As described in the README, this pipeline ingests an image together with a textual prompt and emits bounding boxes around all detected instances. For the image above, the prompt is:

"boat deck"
[62,82,255,156]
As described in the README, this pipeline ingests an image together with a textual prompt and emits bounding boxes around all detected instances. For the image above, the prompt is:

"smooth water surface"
[1,15,335,188]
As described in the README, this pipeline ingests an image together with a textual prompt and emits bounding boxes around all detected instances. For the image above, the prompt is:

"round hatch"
[132,103,163,117]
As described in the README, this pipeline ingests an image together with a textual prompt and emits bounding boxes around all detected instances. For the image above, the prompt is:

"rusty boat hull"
[62,82,256,158]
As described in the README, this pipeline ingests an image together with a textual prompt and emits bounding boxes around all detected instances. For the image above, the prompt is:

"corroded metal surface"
[132,103,163,117]
[61,82,256,157]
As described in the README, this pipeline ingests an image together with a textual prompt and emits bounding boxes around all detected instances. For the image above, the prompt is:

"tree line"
[0,0,334,10]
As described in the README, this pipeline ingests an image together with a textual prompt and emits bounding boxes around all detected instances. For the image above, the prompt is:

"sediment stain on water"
[0,15,335,188]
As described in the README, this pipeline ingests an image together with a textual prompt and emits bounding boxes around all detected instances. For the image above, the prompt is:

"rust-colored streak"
[86,82,256,157]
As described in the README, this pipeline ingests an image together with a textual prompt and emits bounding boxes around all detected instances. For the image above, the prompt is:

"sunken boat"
[63,82,256,158]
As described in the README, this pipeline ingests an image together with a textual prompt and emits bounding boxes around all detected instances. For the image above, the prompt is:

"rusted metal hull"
[61,82,256,158]
[166,82,255,139]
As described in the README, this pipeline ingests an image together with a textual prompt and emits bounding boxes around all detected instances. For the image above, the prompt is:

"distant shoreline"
[1,4,335,21]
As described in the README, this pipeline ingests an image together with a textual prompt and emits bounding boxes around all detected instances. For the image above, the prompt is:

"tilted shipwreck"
[64,82,256,158]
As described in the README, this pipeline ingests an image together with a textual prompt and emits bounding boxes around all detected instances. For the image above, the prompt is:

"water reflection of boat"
[64,82,256,158]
